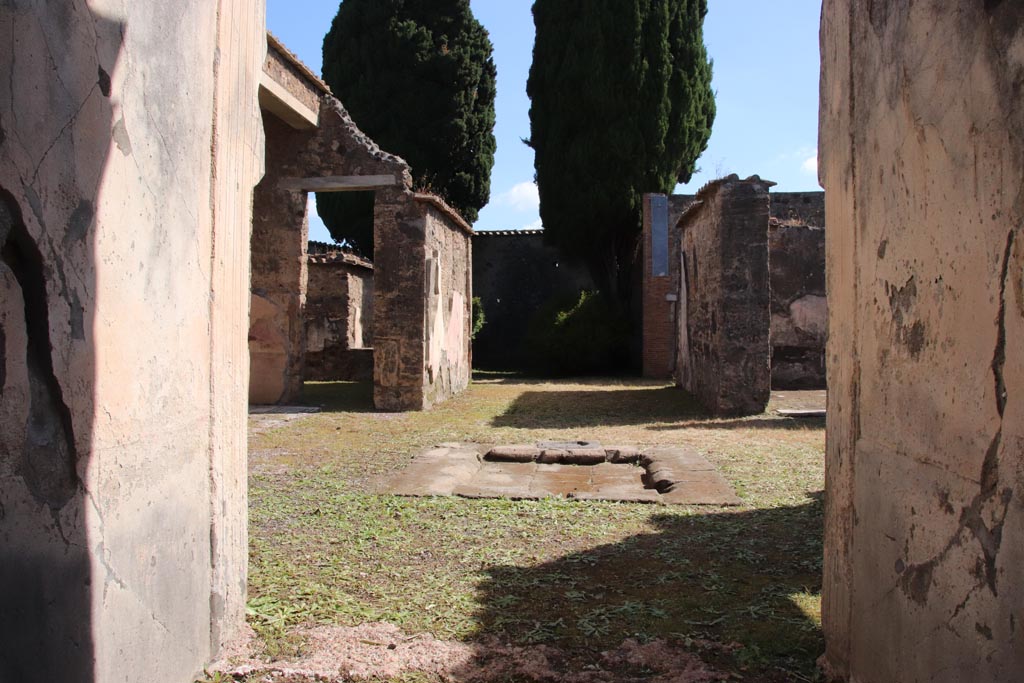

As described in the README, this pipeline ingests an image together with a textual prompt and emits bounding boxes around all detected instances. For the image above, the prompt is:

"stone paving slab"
[382,443,741,506]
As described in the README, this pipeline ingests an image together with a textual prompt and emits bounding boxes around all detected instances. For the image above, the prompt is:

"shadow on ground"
[491,388,708,429]
[301,380,375,413]
[649,416,828,431]
[453,497,825,681]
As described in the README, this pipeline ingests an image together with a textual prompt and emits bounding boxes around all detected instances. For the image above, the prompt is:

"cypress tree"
[320,0,497,252]
[528,0,715,297]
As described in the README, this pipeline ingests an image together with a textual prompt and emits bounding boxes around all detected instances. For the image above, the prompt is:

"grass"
[235,374,825,682]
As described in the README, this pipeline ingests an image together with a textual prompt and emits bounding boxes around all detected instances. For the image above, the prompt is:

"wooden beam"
[279,175,399,192]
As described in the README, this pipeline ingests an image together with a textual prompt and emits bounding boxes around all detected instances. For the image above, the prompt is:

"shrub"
[523,290,630,376]
[471,296,486,340]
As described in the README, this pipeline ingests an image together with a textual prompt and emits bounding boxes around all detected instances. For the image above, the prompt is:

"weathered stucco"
[0,0,263,681]
[820,2,1024,681]
[675,176,772,416]
[423,202,473,408]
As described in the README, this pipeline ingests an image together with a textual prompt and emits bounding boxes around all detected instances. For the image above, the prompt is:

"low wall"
[675,175,772,416]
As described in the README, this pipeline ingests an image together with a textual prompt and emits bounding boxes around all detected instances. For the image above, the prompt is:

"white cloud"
[494,181,540,212]
[801,153,818,175]
[519,217,543,231]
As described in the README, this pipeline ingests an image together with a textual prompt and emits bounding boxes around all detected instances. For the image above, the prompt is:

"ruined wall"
[373,191,473,411]
[472,230,594,369]
[770,191,825,229]
[249,111,313,404]
[820,3,1024,681]
[675,176,771,416]
[769,220,826,388]
[373,186,426,410]
[0,1,264,681]
[643,191,823,385]
[249,87,409,405]
[423,201,473,408]
[304,252,374,381]
[259,93,469,412]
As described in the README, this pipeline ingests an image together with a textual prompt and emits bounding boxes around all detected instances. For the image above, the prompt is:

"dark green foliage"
[320,0,497,250]
[315,191,374,256]
[523,291,630,376]
[471,296,486,340]
[528,0,715,297]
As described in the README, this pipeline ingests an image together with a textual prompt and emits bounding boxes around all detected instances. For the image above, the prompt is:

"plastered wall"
[820,2,1024,680]
[0,0,263,681]
[769,221,826,388]
[424,203,473,409]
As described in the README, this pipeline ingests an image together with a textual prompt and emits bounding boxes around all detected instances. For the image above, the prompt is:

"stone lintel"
[279,174,400,193]
[258,72,319,130]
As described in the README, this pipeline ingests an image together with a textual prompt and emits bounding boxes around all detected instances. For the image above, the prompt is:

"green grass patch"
[243,377,826,681]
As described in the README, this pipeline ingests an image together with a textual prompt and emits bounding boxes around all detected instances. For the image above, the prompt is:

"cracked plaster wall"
[0,0,264,680]
[820,2,1023,681]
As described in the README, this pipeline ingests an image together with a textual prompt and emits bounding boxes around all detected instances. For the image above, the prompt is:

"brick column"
[642,194,676,379]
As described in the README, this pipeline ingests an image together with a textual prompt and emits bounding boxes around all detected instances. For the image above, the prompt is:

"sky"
[266,1,822,241]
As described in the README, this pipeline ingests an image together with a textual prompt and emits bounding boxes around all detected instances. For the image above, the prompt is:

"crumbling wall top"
[267,32,331,96]
[677,174,777,229]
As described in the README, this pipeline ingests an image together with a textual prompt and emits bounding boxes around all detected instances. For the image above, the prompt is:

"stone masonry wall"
[373,186,426,410]
[675,176,771,416]
[472,230,594,369]
[249,89,410,405]
[643,191,824,386]
[249,111,313,404]
[0,1,264,681]
[770,191,825,228]
[820,3,1024,681]
[373,191,473,411]
[265,35,325,115]
[769,220,826,388]
[304,253,374,381]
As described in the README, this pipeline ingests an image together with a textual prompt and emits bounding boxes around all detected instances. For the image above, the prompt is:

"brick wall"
[641,194,694,379]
